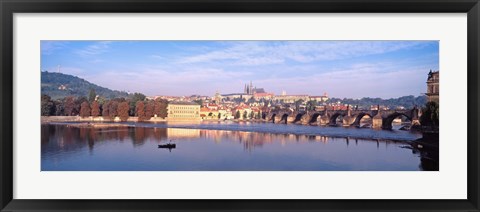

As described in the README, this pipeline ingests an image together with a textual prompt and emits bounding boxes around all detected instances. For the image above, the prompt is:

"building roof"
[254,92,274,97]
[253,88,265,93]
[169,101,200,106]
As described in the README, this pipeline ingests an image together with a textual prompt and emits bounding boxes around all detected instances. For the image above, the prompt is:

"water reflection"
[41,124,433,171]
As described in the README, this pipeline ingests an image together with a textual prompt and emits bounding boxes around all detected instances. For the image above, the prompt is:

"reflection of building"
[426,70,439,103]
[167,102,201,121]
[167,128,200,139]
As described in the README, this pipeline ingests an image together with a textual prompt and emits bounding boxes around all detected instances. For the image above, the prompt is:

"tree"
[145,101,154,119]
[306,100,317,111]
[132,93,146,103]
[80,101,91,118]
[91,101,100,117]
[257,111,262,119]
[64,96,76,116]
[96,96,106,106]
[88,88,97,103]
[193,99,203,106]
[420,101,439,127]
[74,96,88,116]
[102,101,111,119]
[136,101,146,121]
[41,95,55,116]
[109,100,119,120]
[117,102,130,122]
[243,111,248,119]
[54,100,64,116]
[295,99,304,111]
[154,99,168,118]
[235,110,241,119]
[129,93,146,116]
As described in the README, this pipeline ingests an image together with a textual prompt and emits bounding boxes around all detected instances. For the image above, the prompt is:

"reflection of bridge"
[267,107,420,130]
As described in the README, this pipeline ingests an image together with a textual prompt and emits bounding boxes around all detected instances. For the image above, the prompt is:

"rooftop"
[169,101,200,106]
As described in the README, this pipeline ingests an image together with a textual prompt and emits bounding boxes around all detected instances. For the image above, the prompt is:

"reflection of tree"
[133,127,146,146]
[42,125,414,155]
[152,128,168,142]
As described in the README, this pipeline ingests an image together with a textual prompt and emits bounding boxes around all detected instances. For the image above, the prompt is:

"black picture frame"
[1,0,479,211]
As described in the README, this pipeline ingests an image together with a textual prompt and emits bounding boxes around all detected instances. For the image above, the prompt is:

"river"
[41,121,431,171]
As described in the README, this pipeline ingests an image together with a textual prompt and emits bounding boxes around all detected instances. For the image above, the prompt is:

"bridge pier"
[286,116,295,123]
[342,116,355,126]
[319,115,329,126]
[300,115,310,125]
[372,114,383,129]
[412,118,421,126]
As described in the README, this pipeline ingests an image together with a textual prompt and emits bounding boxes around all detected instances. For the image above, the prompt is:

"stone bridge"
[267,107,420,130]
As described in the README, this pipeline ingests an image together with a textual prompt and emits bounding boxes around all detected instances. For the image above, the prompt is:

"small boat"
[158,143,176,149]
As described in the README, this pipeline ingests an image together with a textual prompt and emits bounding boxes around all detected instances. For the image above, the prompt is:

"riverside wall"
[41,116,167,123]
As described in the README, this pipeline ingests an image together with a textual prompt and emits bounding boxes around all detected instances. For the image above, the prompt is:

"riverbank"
[64,122,131,129]
[41,116,166,123]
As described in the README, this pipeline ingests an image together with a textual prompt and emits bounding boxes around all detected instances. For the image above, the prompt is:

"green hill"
[41,71,130,100]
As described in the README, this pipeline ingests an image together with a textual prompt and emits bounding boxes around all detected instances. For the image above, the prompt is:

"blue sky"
[41,41,439,99]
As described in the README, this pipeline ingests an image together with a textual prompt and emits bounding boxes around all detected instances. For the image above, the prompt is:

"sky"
[41,40,439,99]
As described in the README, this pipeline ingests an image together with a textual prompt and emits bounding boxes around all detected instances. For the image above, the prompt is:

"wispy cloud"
[41,40,438,98]
[84,66,254,95]
[75,41,112,56]
[248,62,428,98]
[176,41,425,66]
[41,41,69,55]
[150,55,165,60]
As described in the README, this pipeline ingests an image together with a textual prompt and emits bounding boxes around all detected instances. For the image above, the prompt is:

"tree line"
[41,91,168,122]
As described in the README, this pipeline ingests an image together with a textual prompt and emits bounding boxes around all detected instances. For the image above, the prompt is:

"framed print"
[1,0,479,211]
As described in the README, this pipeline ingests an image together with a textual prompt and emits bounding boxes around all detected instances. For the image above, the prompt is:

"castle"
[244,81,265,95]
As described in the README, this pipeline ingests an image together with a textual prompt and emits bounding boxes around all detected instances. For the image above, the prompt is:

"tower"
[426,70,439,103]
[249,81,253,94]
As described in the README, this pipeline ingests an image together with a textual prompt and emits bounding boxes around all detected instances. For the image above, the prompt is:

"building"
[232,104,253,119]
[221,81,271,102]
[221,93,253,101]
[199,106,220,120]
[167,102,201,121]
[274,94,309,103]
[244,81,266,95]
[309,92,329,102]
[253,92,274,100]
[426,70,439,103]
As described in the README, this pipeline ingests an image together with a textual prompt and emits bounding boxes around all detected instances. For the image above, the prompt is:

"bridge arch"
[382,112,412,130]
[270,113,277,123]
[293,113,305,123]
[351,113,373,128]
[309,113,321,124]
[280,114,289,124]
[261,112,267,119]
[329,113,345,126]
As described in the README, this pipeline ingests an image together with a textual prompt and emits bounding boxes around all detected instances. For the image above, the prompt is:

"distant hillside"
[41,71,129,100]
